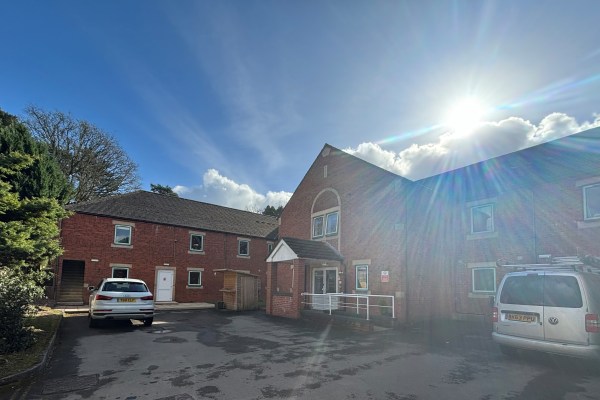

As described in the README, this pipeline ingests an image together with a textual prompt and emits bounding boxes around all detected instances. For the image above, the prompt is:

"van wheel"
[499,345,517,357]
[143,318,153,327]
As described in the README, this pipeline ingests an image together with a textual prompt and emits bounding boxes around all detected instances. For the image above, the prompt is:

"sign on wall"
[381,271,389,283]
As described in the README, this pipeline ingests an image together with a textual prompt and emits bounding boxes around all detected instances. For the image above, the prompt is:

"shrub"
[0,268,46,354]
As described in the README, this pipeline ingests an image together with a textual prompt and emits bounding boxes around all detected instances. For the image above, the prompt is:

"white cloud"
[174,169,292,211]
[345,112,600,180]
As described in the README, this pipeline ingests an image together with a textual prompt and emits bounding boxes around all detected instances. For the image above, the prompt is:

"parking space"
[8,310,600,399]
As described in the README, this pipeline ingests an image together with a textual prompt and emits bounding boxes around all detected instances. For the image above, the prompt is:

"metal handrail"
[301,292,395,320]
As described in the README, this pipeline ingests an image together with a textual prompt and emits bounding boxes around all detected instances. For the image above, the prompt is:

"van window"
[500,275,543,306]
[543,276,582,308]
[583,274,600,307]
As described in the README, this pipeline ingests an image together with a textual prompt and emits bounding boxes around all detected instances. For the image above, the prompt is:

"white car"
[88,278,155,327]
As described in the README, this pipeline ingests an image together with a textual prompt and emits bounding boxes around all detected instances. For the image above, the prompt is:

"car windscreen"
[543,276,582,308]
[500,274,543,306]
[102,281,148,292]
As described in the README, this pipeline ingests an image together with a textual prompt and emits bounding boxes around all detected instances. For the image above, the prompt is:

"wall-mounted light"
[163,263,170,266]
[91,258,99,262]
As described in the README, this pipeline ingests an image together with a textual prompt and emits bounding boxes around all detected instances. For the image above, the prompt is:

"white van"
[492,268,600,359]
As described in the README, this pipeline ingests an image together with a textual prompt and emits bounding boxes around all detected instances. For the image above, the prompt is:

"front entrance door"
[312,267,338,310]
[156,269,174,302]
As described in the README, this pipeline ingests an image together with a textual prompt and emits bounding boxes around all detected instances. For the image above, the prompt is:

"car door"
[496,273,545,340]
[543,274,588,345]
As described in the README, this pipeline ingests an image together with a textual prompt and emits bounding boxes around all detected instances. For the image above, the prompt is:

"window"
[472,267,495,293]
[583,183,600,220]
[190,234,204,252]
[500,275,543,305]
[500,275,583,308]
[312,216,324,238]
[471,204,494,234]
[267,242,273,254]
[325,212,339,236]
[112,266,129,278]
[114,225,132,245]
[356,265,368,290]
[238,239,250,256]
[188,270,202,287]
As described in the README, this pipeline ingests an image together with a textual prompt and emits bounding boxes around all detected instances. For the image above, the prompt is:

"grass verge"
[0,308,62,380]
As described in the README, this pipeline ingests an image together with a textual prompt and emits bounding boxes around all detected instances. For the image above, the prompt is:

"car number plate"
[118,298,136,303]
[506,313,536,322]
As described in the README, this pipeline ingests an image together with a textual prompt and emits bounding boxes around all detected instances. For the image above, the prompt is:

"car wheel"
[143,317,153,327]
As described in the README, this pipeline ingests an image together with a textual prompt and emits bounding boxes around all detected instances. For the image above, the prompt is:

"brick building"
[55,191,278,305]
[266,127,600,323]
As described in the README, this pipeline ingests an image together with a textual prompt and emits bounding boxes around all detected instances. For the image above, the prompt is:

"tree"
[0,114,70,353]
[0,109,71,204]
[24,105,141,203]
[150,183,179,197]
[262,205,284,218]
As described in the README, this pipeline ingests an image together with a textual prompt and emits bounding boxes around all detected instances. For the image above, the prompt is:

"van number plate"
[506,313,536,322]
[118,298,136,303]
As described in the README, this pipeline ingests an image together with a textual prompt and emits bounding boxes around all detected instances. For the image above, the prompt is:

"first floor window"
[471,204,494,234]
[188,270,202,286]
[190,234,204,251]
[583,183,600,220]
[312,215,324,238]
[112,267,129,278]
[267,242,273,254]
[325,212,339,236]
[238,239,250,256]
[114,225,132,245]
[472,267,496,293]
[356,265,368,290]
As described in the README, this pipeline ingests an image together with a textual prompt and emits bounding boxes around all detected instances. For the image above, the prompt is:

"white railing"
[301,292,395,321]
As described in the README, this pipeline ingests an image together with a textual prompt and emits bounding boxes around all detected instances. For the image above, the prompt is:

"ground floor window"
[472,267,496,293]
[112,266,129,278]
[188,269,202,287]
[356,265,368,290]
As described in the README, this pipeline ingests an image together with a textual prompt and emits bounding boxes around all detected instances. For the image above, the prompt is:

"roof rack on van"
[496,255,600,273]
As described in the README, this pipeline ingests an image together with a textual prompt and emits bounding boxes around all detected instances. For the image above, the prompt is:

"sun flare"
[444,98,488,135]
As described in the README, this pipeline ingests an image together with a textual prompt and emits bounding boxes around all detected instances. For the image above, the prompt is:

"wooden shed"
[215,269,259,311]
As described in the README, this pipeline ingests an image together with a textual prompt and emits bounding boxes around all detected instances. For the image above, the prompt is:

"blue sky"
[2,1,600,210]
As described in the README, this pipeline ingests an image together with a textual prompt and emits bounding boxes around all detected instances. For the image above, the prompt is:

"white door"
[156,269,174,302]
[312,268,338,310]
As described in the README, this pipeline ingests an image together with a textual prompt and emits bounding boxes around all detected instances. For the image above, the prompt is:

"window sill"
[577,219,600,229]
[186,285,203,289]
[111,243,133,249]
[466,231,498,241]
[237,255,250,259]
[468,292,495,299]
[188,250,205,255]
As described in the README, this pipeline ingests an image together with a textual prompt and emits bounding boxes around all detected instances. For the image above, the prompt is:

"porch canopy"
[266,237,343,264]
[266,237,344,319]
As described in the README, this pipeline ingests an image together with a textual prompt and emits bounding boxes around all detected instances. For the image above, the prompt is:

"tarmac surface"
[3,309,600,399]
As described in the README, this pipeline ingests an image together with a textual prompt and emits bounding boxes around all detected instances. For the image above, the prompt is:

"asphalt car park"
[5,310,600,400]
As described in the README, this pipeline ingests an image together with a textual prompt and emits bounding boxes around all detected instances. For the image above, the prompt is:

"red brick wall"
[59,213,272,304]
[278,146,409,321]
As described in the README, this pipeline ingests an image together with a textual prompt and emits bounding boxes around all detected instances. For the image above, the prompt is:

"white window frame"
[325,212,339,236]
[114,224,132,245]
[472,267,496,293]
[189,233,204,252]
[267,242,273,254]
[312,215,324,238]
[470,204,494,234]
[187,269,203,287]
[111,266,130,279]
[583,183,600,220]
[355,264,369,290]
[238,239,250,256]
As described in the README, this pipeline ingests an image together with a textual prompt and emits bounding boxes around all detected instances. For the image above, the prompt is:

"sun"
[443,98,488,135]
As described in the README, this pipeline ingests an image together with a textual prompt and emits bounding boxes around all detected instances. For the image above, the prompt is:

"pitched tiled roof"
[67,191,279,239]
[280,237,343,261]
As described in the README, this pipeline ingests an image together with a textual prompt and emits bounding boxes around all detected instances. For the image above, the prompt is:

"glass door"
[312,267,338,310]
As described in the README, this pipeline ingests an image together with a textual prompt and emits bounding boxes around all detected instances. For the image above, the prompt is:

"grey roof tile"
[67,191,279,239]
[281,237,343,261]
